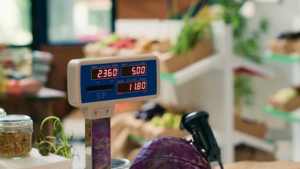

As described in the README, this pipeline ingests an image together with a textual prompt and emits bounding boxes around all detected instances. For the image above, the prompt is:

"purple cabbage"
[130,136,211,169]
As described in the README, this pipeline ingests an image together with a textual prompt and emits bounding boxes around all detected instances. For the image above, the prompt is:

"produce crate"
[159,38,213,73]
[269,95,300,112]
[116,0,196,19]
[234,116,268,139]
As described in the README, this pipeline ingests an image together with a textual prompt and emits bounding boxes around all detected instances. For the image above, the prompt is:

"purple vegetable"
[130,136,211,169]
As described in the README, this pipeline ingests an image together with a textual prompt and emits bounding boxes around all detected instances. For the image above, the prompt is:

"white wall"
[244,0,300,129]
[249,0,300,46]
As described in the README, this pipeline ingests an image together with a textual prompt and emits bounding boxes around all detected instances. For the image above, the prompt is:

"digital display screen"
[122,65,146,77]
[86,85,114,92]
[92,68,118,79]
[117,81,147,93]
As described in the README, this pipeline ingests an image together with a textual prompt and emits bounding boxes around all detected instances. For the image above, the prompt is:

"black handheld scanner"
[180,111,222,164]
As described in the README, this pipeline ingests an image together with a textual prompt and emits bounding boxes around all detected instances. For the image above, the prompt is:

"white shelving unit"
[289,56,300,162]
[234,131,274,153]
[158,21,275,164]
[263,53,300,162]
[163,54,222,85]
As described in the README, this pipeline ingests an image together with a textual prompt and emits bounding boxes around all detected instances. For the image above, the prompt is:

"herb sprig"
[37,116,74,159]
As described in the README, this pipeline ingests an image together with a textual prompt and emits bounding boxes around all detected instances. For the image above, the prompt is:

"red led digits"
[97,70,103,78]
[122,65,147,77]
[92,68,118,79]
[113,68,118,76]
[141,81,146,89]
[117,81,147,93]
[141,66,146,74]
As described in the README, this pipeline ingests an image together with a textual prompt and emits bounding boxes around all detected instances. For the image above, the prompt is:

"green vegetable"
[172,115,182,129]
[150,116,161,126]
[274,88,297,102]
[37,116,74,159]
[95,34,119,47]
[151,113,183,129]
[171,2,213,55]
[161,113,174,128]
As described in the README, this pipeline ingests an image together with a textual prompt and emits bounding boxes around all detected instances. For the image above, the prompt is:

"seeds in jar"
[0,133,31,158]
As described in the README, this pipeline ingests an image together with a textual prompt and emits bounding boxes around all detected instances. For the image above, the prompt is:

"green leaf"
[37,130,45,143]
[69,134,74,141]
[38,143,50,156]
[259,17,270,33]
[55,120,62,133]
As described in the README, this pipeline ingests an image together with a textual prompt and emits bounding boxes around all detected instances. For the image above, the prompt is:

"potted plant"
[37,116,74,159]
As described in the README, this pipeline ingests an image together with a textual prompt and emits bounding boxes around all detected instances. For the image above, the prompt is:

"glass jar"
[0,109,33,159]
[111,158,131,169]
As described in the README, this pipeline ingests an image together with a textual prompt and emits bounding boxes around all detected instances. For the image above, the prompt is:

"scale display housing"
[68,55,160,111]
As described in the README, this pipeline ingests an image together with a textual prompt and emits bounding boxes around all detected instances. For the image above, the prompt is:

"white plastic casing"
[67,54,160,119]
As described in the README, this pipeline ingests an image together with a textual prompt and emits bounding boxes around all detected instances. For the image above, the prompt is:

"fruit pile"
[0,45,46,97]
[135,102,184,130]
[0,78,42,97]
[83,34,170,58]
[269,86,300,112]
[151,113,183,129]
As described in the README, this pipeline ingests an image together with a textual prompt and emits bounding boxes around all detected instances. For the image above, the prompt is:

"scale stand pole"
[85,118,111,169]
[82,105,115,169]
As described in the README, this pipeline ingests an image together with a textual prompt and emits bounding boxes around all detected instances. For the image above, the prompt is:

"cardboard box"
[234,116,268,139]
[235,145,275,162]
[291,39,300,54]
[140,122,188,140]
[269,95,300,112]
[267,39,295,55]
[116,0,197,19]
[123,115,188,141]
[159,52,190,73]
[214,160,300,169]
[159,39,213,73]
[187,38,212,63]
[115,112,188,141]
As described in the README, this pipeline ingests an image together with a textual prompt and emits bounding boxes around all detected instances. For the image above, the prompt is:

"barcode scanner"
[180,111,224,169]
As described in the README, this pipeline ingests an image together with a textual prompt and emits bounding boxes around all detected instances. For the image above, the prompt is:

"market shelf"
[160,54,221,85]
[263,105,300,123]
[161,54,274,85]
[263,53,300,63]
[234,131,275,153]
[233,55,274,78]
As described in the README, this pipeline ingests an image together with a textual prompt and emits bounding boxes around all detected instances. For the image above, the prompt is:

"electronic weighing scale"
[67,55,160,169]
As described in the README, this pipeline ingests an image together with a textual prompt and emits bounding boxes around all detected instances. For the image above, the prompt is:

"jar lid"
[0,108,6,117]
[0,114,33,129]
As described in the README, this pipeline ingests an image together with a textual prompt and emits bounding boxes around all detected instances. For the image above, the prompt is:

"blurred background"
[1,0,300,168]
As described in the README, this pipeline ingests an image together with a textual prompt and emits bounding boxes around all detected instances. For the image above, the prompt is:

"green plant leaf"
[37,116,74,159]
[38,143,50,156]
